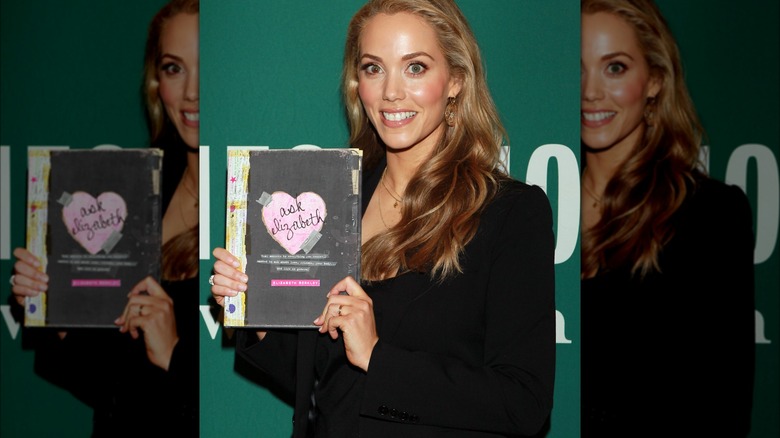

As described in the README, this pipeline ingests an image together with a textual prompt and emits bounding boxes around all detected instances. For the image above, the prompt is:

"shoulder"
[671,176,754,251]
[686,176,752,223]
[478,178,553,237]
[489,178,552,217]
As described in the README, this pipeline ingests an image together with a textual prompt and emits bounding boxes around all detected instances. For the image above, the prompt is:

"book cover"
[224,148,362,328]
[24,148,163,328]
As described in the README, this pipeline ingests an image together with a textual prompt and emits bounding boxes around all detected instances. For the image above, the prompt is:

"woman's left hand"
[313,276,378,372]
[115,276,179,371]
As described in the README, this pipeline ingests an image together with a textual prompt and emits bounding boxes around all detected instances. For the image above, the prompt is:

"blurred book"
[25,148,162,328]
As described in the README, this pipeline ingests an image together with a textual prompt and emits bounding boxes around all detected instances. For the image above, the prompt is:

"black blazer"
[236,162,556,437]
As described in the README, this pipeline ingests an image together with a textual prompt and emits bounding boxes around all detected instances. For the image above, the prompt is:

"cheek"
[609,78,646,110]
[409,77,448,109]
[158,78,179,112]
[358,81,379,106]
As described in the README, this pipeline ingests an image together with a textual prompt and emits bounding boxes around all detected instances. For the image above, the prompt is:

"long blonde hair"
[143,0,199,281]
[581,0,705,278]
[343,0,509,281]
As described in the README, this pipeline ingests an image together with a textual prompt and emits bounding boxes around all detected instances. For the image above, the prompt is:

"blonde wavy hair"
[343,0,510,282]
[581,0,706,278]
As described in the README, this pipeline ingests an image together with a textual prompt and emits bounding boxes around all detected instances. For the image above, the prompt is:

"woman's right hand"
[211,247,266,340]
[11,248,48,307]
[210,247,248,307]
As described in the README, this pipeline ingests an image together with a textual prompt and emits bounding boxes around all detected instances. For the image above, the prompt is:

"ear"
[448,75,463,99]
[647,74,661,99]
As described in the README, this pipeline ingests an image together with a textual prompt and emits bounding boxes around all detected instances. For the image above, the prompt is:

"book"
[223,148,362,328]
[24,148,163,328]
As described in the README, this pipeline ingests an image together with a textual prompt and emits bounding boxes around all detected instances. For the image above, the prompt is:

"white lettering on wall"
[1,305,20,340]
[200,305,220,340]
[525,144,580,264]
[556,310,572,344]
[725,143,779,264]
[756,309,772,344]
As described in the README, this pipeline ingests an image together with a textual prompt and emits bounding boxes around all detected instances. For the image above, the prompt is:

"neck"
[384,151,425,197]
[185,152,199,186]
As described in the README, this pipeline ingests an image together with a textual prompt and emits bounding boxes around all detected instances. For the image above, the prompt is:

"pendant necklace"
[582,182,602,208]
[380,167,403,208]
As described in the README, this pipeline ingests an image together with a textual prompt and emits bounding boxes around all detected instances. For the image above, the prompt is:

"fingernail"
[313,316,320,324]
[114,318,120,324]
[242,275,248,283]
[232,260,240,267]
[239,283,247,291]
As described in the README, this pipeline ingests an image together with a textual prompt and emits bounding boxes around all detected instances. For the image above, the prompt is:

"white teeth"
[582,111,614,122]
[382,111,416,121]
[184,112,199,122]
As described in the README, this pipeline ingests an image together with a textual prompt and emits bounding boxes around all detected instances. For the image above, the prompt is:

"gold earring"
[445,96,457,127]
[644,96,656,127]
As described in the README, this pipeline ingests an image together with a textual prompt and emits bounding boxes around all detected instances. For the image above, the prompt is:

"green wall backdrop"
[654,1,780,436]
[199,1,580,437]
[2,1,777,438]
[0,1,168,437]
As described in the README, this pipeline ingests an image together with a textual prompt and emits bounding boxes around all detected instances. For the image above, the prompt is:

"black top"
[237,162,556,437]
[581,177,755,437]
[24,149,199,437]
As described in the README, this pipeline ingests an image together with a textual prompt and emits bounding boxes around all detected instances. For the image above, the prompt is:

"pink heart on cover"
[62,191,127,255]
[261,191,327,254]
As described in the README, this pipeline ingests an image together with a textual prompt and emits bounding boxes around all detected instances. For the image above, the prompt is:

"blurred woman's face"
[581,12,659,153]
[158,12,199,149]
[357,12,461,157]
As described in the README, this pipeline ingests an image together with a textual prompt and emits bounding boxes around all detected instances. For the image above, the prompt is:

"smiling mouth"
[183,111,199,122]
[382,111,417,121]
[582,111,615,122]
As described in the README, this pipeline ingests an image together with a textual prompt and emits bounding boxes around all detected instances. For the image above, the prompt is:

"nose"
[382,70,404,102]
[581,70,602,102]
[185,67,199,102]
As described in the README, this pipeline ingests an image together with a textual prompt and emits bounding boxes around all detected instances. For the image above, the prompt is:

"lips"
[182,110,199,128]
[582,110,615,128]
[380,110,416,127]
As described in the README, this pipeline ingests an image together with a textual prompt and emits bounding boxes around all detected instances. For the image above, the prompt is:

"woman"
[210,0,555,436]
[580,0,754,435]
[10,0,199,436]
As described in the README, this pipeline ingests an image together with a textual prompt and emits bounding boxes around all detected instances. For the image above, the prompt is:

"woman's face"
[357,12,461,156]
[158,12,199,149]
[581,12,659,153]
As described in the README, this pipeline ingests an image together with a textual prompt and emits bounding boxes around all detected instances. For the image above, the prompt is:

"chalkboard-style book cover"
[224,148,362,328]
[25,149,163,328]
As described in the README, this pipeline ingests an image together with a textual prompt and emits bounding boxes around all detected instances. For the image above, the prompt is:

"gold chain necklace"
[582,182,602,208]
[177,169,199,229]
[180,168,199,208]
[377,183,391,229]
[380,167,403,208]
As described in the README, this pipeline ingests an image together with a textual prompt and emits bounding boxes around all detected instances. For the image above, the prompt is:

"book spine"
[223,149,250,327]
[25,149,50,327]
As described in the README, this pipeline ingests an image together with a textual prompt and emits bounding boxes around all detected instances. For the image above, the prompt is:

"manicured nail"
[232,260,240,267]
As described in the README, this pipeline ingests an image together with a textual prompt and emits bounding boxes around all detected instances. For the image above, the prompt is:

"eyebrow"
[360,51,435,62]
[602,51,635,61]
[160,53,184,63]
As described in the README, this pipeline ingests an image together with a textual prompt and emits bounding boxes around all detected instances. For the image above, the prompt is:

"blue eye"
[161,63,183,75]
[361,63,383,75]
[407,62,427,76]
[606,62,626,75]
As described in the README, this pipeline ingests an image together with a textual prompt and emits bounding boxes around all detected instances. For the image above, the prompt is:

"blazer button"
[400,411,409,421]
[390,409,398,419]
[410,414,419,423]
[378,405,389,416]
